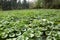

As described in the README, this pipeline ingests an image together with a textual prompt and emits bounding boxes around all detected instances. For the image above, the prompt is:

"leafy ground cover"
[0,9,60,40]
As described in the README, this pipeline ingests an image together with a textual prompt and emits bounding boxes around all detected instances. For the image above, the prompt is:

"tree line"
[0,0,29,10]
[0,0,60,10]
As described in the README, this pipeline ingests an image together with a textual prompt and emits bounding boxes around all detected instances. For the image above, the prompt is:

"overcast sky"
[17,0,36,3]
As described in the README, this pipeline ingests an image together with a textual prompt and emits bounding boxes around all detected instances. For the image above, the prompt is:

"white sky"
[17,0,36,3]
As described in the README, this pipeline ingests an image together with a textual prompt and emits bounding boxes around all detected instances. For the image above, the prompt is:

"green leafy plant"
[0,16,60,40]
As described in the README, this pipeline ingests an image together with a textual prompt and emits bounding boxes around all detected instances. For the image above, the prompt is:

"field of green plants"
[0,9,60,40]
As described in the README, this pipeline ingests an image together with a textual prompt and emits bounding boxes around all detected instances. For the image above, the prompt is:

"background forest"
[0,0,60,10]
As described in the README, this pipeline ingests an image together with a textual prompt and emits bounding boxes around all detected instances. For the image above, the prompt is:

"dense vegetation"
[0,9,60,40]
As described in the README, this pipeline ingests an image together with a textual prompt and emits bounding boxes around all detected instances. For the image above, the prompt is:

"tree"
[52,0,60,9]
[0,0,1,5]
[1,0,8,10]
[22,0,29,9]
[36,0,44,8]
[17,0,22,9]
[1,0,12,10]
[10,0,17,9]
[44,0,53,8]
